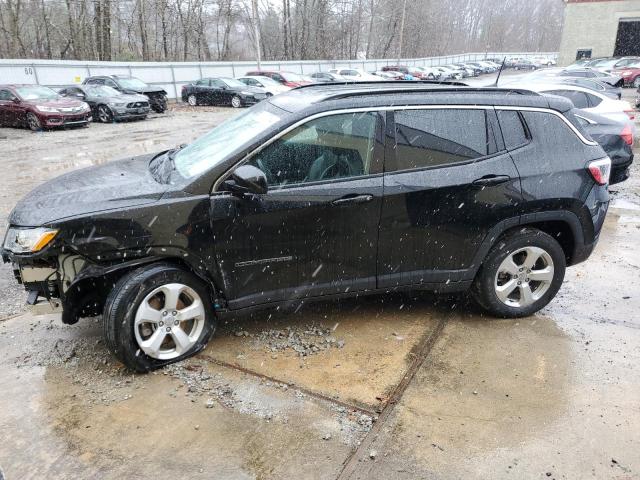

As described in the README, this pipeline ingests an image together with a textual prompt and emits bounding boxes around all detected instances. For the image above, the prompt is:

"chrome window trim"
[495,106,598,146]
[212,104,596,193]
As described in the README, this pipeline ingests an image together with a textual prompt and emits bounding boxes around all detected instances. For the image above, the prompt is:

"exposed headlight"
[81,102,91,111]
[35,105,59,113]
[3,227,58,254]
[111,102,127,107]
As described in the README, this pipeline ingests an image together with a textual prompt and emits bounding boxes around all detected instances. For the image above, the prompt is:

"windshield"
[221,78,247,88]
[85,85,120,97]
[117,77,148,90]
[16,86,59,100]
[173,105,283,179]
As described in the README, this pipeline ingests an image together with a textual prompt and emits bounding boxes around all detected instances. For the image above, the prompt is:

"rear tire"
[103,263,217,372]
[471,228,566,318]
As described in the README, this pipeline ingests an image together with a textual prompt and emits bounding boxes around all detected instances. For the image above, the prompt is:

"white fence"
[0,52,557,99]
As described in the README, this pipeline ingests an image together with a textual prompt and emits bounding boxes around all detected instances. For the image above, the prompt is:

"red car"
[0,84,91,131]
[245,70,312,88]
[612,63,640,88]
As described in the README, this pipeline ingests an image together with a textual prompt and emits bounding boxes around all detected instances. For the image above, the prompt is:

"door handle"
[472,175,511,187]
[332,194,374,206]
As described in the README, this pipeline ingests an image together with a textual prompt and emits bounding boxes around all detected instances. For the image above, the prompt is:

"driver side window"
[247,112,378,189]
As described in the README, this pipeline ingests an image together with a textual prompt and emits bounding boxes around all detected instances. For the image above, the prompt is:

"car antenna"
[493,57,507,87]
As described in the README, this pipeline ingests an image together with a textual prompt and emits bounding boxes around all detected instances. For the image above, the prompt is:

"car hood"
[24,98,85,108]
[123,86,166,95]
[93,93,148,104]
[9,153,169,227]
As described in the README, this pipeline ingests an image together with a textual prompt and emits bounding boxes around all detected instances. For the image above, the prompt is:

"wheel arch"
[467,211,586,281]
[62,255,224,325]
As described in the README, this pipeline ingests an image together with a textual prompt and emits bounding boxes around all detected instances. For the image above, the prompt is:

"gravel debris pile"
[233,324,346,356]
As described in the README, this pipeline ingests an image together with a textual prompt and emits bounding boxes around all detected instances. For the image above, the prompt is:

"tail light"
[587,157,611,185]
[624,109,636,120]
[621,124,634,146]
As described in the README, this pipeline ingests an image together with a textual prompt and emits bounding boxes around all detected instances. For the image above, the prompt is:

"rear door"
[377,107,522,288]
[211,111,385,309]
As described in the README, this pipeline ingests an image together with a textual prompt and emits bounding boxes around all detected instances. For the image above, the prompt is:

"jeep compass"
[2,82,611,371]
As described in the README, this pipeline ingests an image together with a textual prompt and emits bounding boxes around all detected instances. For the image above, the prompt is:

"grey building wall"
[559,0,640,66]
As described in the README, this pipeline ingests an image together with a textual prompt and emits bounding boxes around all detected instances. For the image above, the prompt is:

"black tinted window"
[546,90,589,109]
[393,109,492,170]
[248,112,378,188]
[497,110,528,149]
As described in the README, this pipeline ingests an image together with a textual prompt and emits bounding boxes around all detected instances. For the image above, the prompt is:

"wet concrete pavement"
[1,100,640,479]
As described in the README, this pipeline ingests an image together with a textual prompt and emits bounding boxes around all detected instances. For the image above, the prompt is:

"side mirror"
[223,165,268,195]
[12,97,20,104]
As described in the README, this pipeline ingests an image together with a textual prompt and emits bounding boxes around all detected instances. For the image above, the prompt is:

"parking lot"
[1,87,640,479]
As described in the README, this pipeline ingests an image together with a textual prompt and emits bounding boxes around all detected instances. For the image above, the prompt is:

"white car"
[514,82,636,133]
[328,68,382,81]
[435,66,463,80]
[236,76,291,96]
[531,56,557,67]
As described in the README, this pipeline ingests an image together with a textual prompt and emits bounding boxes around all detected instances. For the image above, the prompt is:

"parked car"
[308,72,345,83]
[83,75,168,113]
[467,62,493,74]
[514,82,636,129]
[611,61,640,88]
[609,56,640,70]
[460,63,483,76]
[573,109,633,185]
[556,68,623,87]
[513,59,538,71]
[0,84,91,131]
[2,83,610,371]
[59,85,150,123]
[531,56,557,67]
[244,70,311,88]
[381,65,425,79]
[556,77,622,99]
[328,68,381,81]
[435,66,462,80]
[451,63,475,77]
[181,77,267,107]
[585,57,621,71]
[236,76,291,95]
[412,66,441,80]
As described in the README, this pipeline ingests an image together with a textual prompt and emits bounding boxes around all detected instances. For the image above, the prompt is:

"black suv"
[2,82,611,371]
[83,75,168,113]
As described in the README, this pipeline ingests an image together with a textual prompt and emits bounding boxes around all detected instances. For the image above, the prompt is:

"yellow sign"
[74,76,81,83]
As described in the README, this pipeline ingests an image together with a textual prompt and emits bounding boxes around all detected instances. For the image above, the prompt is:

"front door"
[378,107,522,288]
[211,111,385,309]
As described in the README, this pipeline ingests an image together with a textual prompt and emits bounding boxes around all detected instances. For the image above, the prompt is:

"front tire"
[152,96,168,113]
[26,112,42,131]
[97,104,113,123]
[471,228,566,318]
[231,95,242,108]
[187,94,197,106]
[633,77,640,89]
[103,263,217,372]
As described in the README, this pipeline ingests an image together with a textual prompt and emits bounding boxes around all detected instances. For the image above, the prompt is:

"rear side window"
[497,110,528,150]
[584,92,603,107]
[392,109,494,170]
[545,90,589,109]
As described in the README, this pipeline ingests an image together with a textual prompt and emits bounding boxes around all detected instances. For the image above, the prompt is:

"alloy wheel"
[98,105,112,123]
[634,77,640,89]
[188,95,197,106]
[134,283,206,360]
[494,246,554,308]
[27,113,41,131]
[231,96,242,108]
